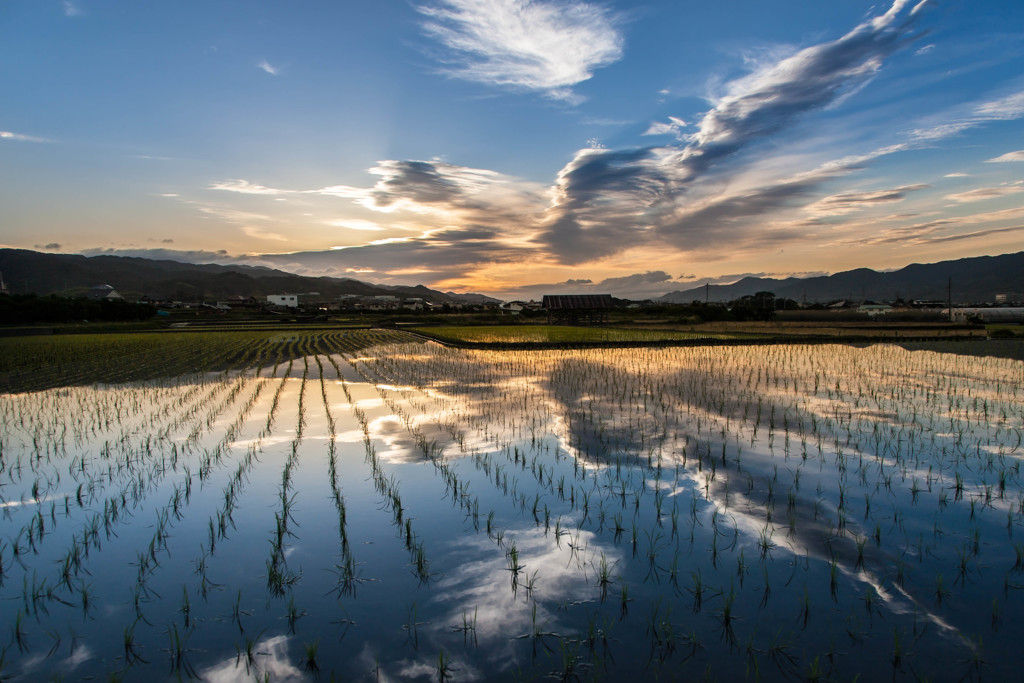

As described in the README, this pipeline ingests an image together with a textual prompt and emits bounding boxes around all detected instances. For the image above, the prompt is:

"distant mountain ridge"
[660,252,1024,305]
[4,248,1022,306]
[0,249,470,304]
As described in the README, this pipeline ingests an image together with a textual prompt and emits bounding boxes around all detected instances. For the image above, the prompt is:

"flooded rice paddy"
[1,330,1023,681]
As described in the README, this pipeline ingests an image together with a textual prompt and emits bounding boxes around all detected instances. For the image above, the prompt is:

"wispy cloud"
[804,184,930,217]
[910,89,1024,142]
[501,270,686,299]
[62,1,84,17]
[253,226,527,283]
[974,90,1024,119]
[945,185,1024,203]
[850,222,1024,247]
[210,179,289,195]
[193,204,274,223]
[216,159,548,225]
[833,204,1024,247]
[986,149,1024,163]
[540,0,933,261]
[207,160,549,283]
[687,0,927,159]
[1,130,53,143]
[642,116,687,138]
[257,60,280,76]
[418,0,623,102]
[326,219,387,231]
[581,116,633,126]
[242,226,288,241]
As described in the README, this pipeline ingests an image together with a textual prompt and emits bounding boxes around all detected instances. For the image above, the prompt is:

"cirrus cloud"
[1,130,53,143]
[945,185,1024,203]
[986,149,1024,163]
[418,0,624,103]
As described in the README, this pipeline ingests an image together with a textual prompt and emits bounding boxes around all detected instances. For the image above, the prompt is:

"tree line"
[0,294,158,324]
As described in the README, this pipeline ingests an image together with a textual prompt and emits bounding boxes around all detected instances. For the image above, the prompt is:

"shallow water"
[1,340,1022,681]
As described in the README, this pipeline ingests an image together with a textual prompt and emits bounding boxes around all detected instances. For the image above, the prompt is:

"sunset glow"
[2,0,1022,298]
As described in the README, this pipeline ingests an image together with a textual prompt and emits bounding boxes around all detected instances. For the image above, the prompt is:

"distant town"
[39,281,1024,327]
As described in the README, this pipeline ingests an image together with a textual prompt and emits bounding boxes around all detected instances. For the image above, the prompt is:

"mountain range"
[0,249,499,305]
[660,252,1024,305]
[1,248,1022,306]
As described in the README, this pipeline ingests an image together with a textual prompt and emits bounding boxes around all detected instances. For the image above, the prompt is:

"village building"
[267,294,300,308]
[542,294,614,325]
[224,295,259,308]
[857,303,894,316]
[499,301,525,315]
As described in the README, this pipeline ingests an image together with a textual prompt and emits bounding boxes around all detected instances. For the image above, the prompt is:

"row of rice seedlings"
[339,351,434,584]
[314,353,359,598]
[266,346,307,597]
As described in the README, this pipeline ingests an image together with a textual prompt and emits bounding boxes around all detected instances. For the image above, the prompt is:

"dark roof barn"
[542,294,614,325]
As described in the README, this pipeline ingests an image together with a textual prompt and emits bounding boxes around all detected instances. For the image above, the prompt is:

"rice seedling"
[303,638,321,674]
[436,647,454,682]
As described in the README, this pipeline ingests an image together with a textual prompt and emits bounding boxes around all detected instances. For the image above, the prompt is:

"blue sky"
[2,0,1023,299]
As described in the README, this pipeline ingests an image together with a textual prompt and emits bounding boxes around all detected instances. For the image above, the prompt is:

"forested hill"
[660,252,1024,304]
[0,249,461,303]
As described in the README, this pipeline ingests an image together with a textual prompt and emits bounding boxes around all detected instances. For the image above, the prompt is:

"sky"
[2,0,1023,300]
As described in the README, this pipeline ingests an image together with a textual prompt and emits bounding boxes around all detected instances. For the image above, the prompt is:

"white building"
[857,303,893,316]
[267,294,299,308]
[500,302,524,315]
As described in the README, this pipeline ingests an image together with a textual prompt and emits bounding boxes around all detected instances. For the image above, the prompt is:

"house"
[87,284,124,301]
[404,298,427,311]
[542,294,614,325]
[364,296,400,311]
[267,294,300,308]
[500,301,524,315]
[225,296,259,308]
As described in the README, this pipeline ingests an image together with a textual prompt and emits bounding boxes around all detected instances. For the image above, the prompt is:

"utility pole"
[705,282,709,305]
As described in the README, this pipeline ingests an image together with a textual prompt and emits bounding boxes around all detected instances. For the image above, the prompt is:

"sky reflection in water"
[1,341,1022,680]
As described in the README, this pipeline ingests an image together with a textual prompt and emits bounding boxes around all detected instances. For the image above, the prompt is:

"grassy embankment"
[415,320,990,346]
[415,324,749,344]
